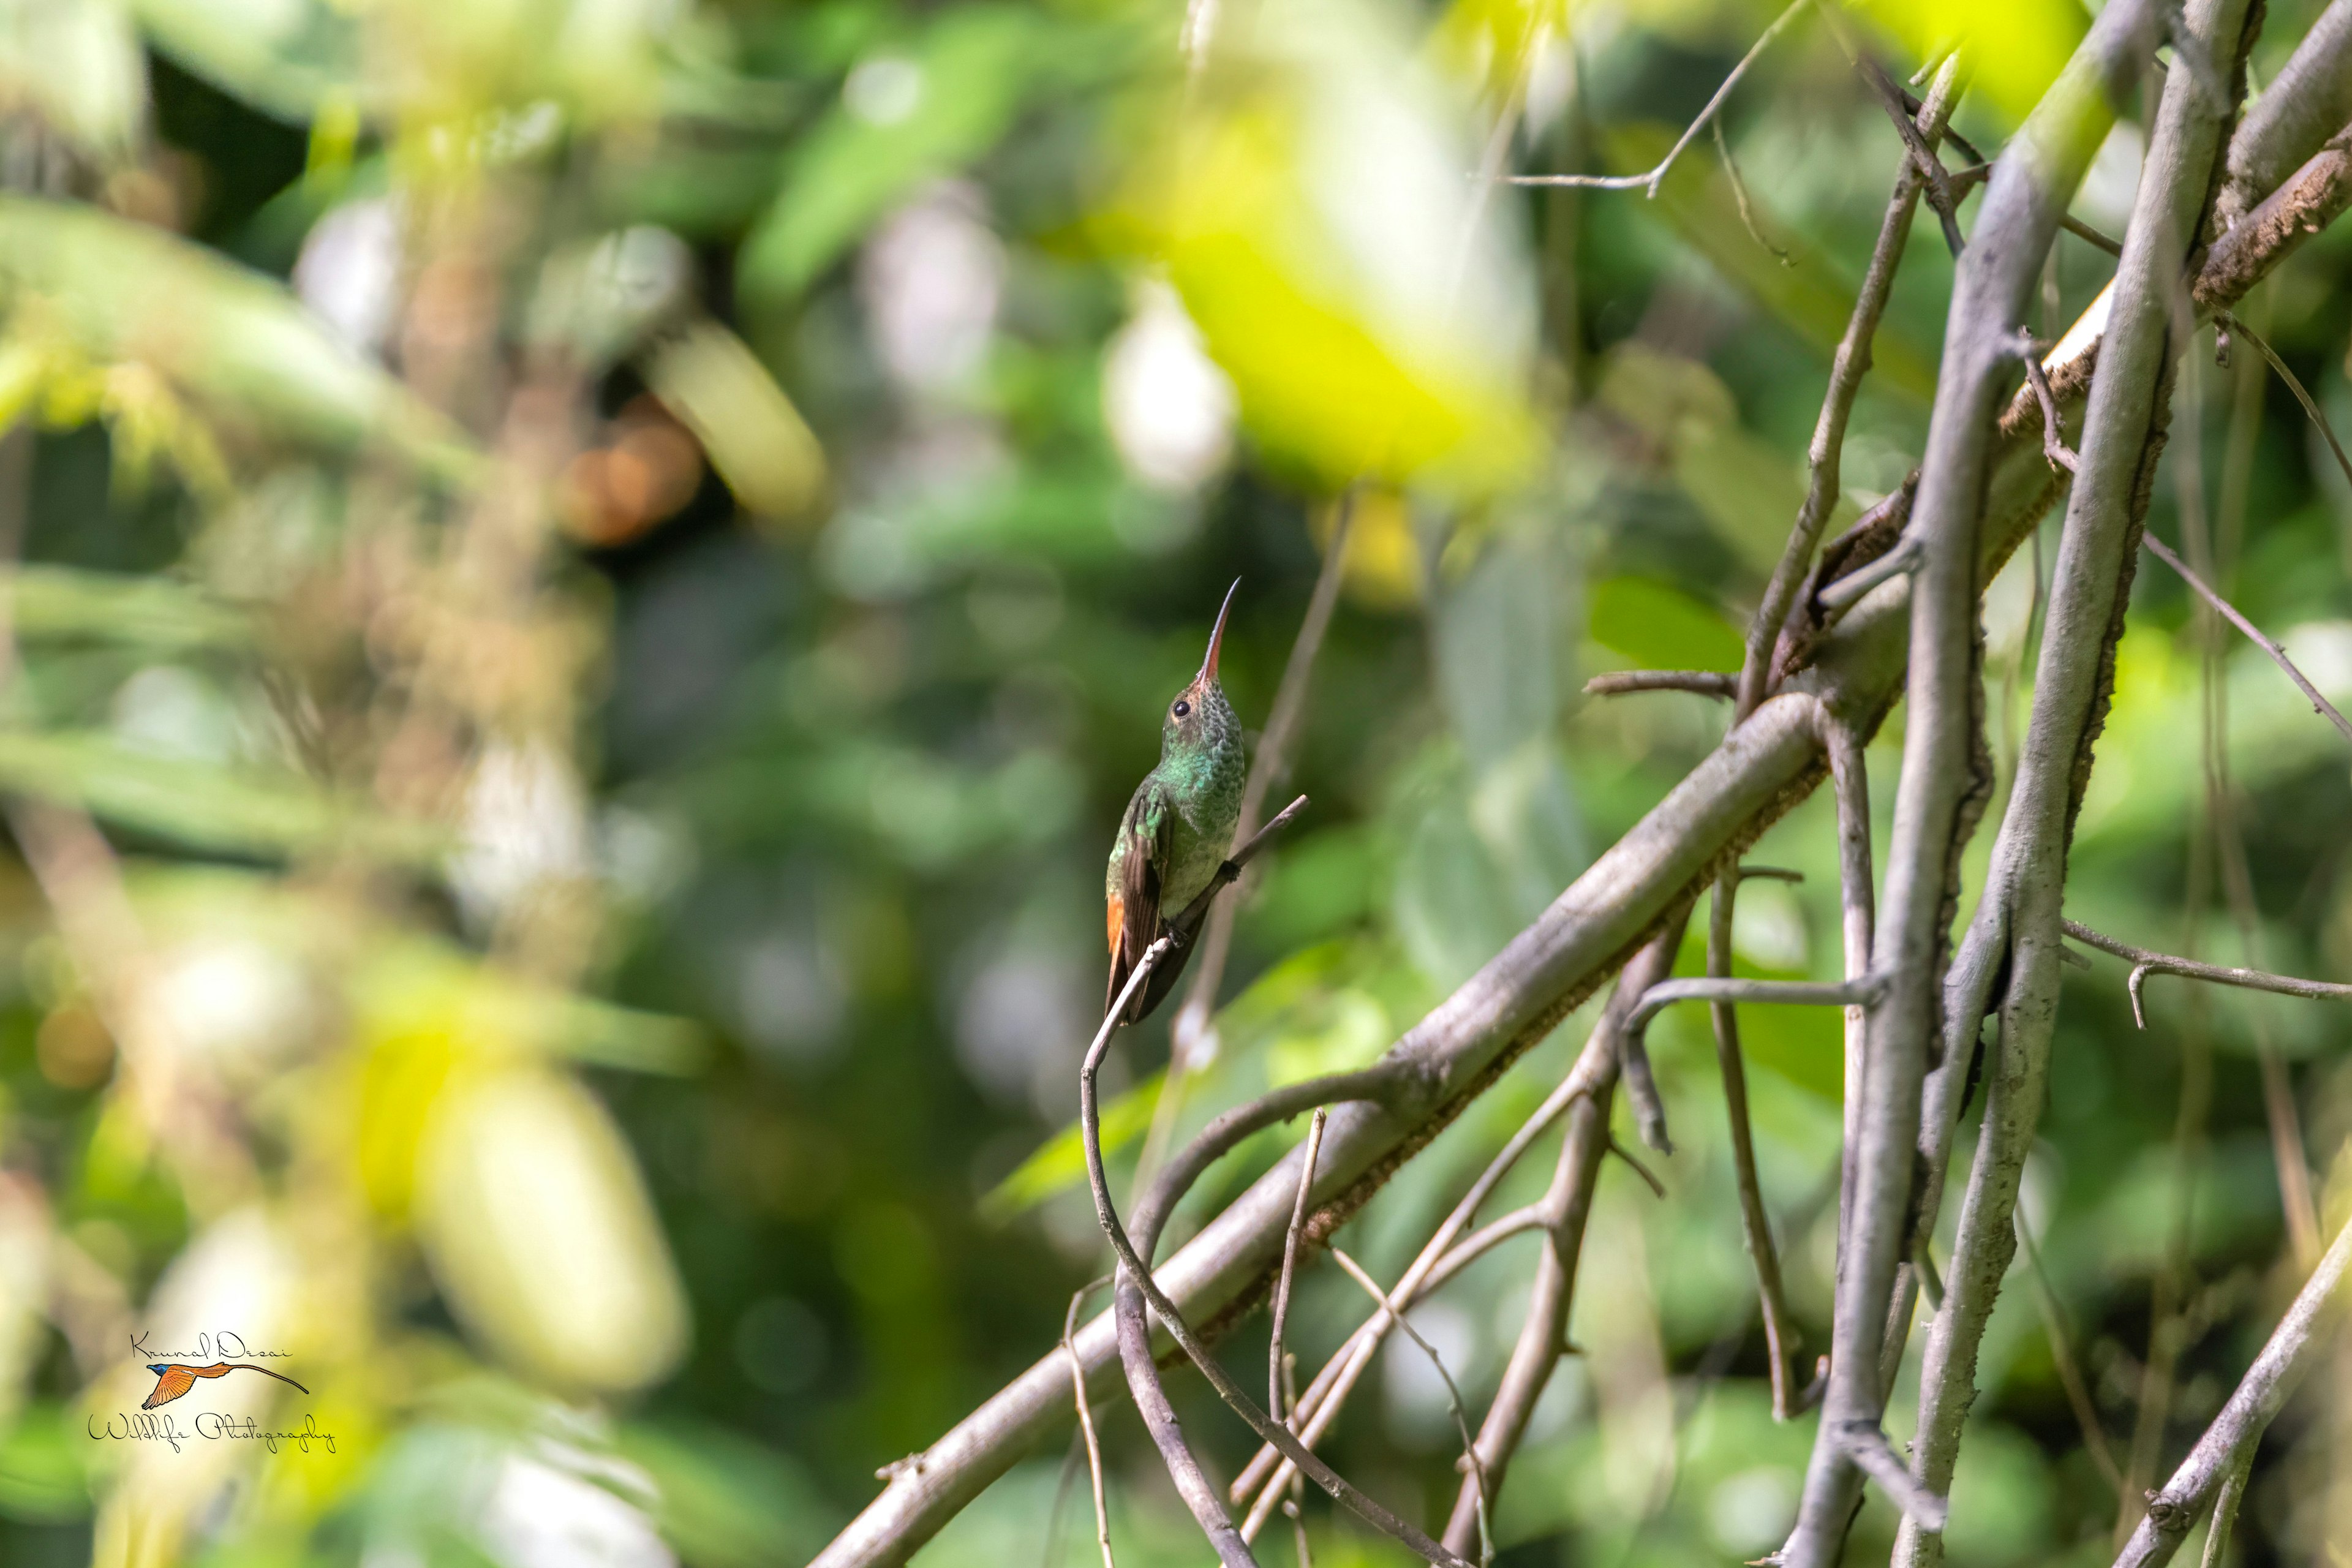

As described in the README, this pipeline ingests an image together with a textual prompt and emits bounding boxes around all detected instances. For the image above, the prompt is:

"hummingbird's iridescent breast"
[1155,680,1245,912]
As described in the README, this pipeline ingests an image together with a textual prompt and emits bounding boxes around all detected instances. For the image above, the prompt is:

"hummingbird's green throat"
[1104,580,1247,1022]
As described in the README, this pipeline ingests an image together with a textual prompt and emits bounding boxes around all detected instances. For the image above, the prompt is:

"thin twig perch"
[1327,1249,1495,1568]
[1064,1287,1117,1568]
[1506,0,1806,194]
[1084,941,1464,1568]
[1583,669,1736,698]
[1270,1110,1329,1425]
[2062,917,2352,1025]
[2139,532,2352,745]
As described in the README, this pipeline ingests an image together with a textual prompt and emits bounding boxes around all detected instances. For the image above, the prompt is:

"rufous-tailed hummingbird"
[1104,580,1245,1023]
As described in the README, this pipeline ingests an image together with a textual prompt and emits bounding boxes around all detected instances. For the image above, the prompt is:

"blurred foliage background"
[0,0,2345,1564]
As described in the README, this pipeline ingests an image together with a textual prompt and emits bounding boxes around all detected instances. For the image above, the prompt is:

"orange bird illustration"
[140,1362,309,1410]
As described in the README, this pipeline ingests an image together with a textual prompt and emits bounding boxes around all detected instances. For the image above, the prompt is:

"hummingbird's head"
[1162,579,1240,757]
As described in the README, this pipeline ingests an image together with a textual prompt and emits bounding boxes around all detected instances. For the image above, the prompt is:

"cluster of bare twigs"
[813,5,2352,1568]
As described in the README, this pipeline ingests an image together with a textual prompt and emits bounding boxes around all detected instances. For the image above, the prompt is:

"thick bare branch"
[2217,0,2352,224]
[1786,2,2166,1559]
[2195,125,2352,306]
[1712,64,1966,1325]
[1895,2,2255,1560]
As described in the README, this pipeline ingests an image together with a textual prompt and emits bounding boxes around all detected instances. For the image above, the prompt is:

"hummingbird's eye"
[1172,699,1191,717]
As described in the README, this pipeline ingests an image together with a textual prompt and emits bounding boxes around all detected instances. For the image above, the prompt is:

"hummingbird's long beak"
[1200,579,1240,683]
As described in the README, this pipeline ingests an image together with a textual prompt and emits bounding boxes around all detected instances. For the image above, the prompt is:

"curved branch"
[1083,943,1468,1568]
[1624,974,1887,1043]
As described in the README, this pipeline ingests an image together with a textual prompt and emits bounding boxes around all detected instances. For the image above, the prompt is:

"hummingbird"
[139,1361,311,1410]
[1105,580,1246,1024]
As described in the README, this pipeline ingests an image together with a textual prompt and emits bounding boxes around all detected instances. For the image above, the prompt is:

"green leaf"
[617,1423,842,1568]
[981,1069,1163,1223]
[0,730,445,862]
[0,1406,91,1523]
[130,0,361,125]
[1586,576,1744,673]
[1,565,251,650]
[0,197,479,484]
[741,7,1040,300]
[641,320,826,522]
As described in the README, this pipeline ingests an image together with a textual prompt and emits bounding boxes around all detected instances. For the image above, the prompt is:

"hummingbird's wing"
[1106,780,1172,1022]
[143,1365,200,1409]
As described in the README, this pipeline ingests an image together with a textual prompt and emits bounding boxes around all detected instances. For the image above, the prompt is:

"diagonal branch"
[1237,1027,1620,1539]
[1269,1110,1329,1426]
[2215,307,2352,496]
[2111,1205,2352,1567]
[1328,1249,1494,1568]
[2139,532,2352,744]
[1438,933,1665,1555]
